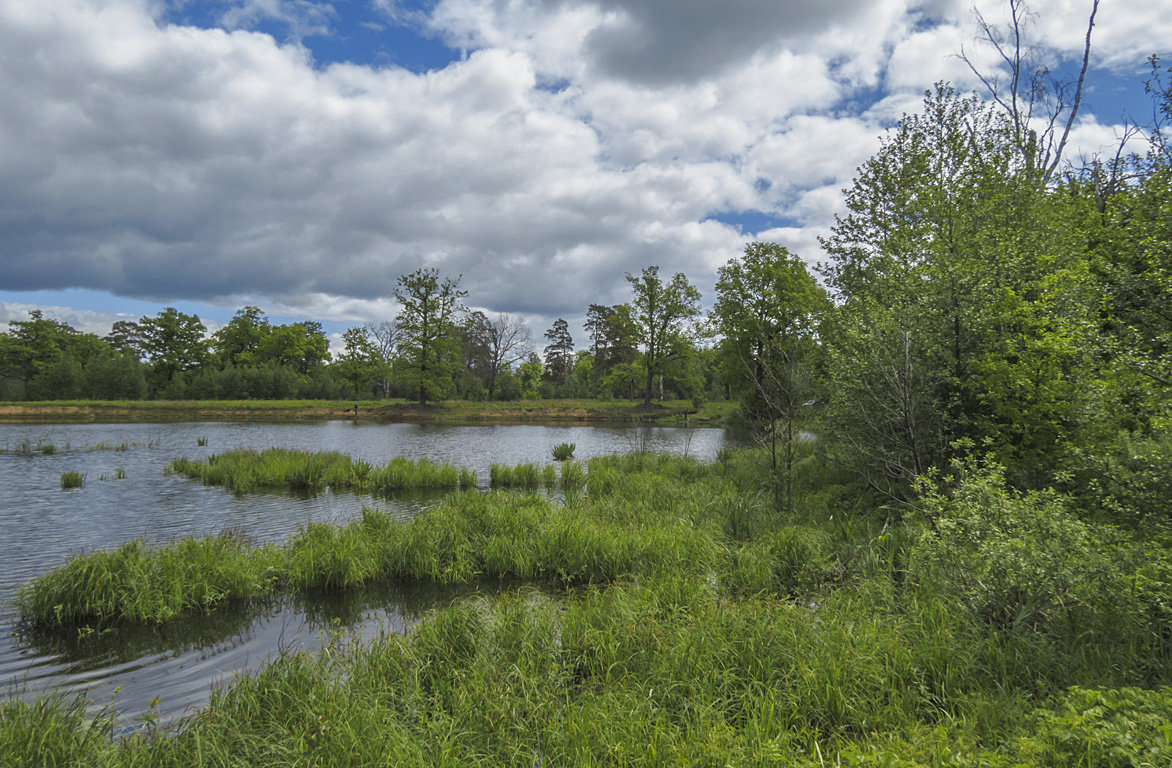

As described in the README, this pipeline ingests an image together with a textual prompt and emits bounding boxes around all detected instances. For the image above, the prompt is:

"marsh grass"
[59,471,85,489]
[489,462,557,489]
[6,577,1170,766]
[552,442,575,461]
[10,448,1172,767]
[167,449,476,494]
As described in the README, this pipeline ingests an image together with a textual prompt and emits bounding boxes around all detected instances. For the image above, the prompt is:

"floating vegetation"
[196,436,208,447]
[59,471,85,489]
[166,449,476,495]
[552,441,575,461]
[2,439,146,455]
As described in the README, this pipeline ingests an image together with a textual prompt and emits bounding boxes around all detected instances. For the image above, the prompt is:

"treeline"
[0,272,726,405]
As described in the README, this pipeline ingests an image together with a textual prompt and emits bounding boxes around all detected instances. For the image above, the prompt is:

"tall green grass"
[166,449,476,494]
[489,462,557,488]
[10,447,1172,767]
[59,471,84,489]
[6,578,1170,765]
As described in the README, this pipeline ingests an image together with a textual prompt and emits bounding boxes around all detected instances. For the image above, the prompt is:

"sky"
[1,0,1168,350]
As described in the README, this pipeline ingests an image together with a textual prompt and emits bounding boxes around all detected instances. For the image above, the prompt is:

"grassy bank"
[7,450,1172,765]
[0,398,735,425]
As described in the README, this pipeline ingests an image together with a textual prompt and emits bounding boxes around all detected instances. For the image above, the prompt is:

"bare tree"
[364,320,397,397]
[959,0,1099,182]
[483,313,532,400]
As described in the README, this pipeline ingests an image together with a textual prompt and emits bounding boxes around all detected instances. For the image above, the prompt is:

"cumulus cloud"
[0,0,1157,343]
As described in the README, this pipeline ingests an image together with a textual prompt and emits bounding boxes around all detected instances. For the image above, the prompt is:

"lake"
[0,420,741,730]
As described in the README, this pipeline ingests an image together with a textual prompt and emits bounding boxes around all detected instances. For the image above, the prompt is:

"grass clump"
[59,471,84,489]
[16,535,284,626]
[552,442,575,461]
[489,462,557,489]
[167,448,476,494]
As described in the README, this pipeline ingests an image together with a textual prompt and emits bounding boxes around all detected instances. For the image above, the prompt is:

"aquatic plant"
[166,449,476,494]
[59,471,84,489]
[552,442,575,461]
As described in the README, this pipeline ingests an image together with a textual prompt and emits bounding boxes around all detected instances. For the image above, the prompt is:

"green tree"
[820,84,1096,493]
[335,327,382,398]
[137,308,209,393]
[212,306,270,367]
[394,268,467,405]
[257,322,331,374]
[713,243,829,510]
[543,318,574,386]
[625,266,701,406]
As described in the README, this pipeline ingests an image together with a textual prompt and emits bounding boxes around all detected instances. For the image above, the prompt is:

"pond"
[0,420,742,730]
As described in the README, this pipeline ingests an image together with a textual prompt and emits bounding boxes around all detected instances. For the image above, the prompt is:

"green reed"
[166,449,476,494]
[59,471,85,489]
[10,448,1172,767]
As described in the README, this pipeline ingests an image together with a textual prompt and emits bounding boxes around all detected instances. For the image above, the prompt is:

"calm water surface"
[0,420,739,729]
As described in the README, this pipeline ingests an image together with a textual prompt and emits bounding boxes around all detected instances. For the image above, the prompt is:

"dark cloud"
[570,0,866,84]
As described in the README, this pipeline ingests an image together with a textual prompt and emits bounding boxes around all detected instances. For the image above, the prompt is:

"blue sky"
[1,0,1167,347]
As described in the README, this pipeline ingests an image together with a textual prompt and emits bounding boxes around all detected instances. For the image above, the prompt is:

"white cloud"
[0,0,1162,338]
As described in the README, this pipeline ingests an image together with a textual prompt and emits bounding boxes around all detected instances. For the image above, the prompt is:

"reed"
[16,536,284,625]
[10,448,1172,768]
[489,462,553,488]
[167,449,476,494]
[59,471,84,489]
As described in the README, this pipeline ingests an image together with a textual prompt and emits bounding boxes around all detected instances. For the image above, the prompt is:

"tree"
[959,0,1099,182]
[543,318,574,386]
[212,306,270,367]
[713,243,829,510]
[481,313,531,400]
[335,327,381,397]
[137,308,209,392]
[103,320,143,357]
[820,84,1096,494]
[625,266,701,405]
[363,320,398,397]
[257,321,332,374]
[584,304,613,392]
[394,268,467,405]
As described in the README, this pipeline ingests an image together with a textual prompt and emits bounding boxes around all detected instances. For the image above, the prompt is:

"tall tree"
[625,266,701,405]
[481,313,531,400]
[335,327,381,397]
[363,320,398,397]
[212,306,270,367]
[713,243,829,510]
[136,308,208,392]
[820,84,1095,493]
[543,318,574,386]
[394,268,467,405]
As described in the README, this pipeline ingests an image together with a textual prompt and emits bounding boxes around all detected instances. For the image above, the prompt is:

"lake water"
[0,420,740,730]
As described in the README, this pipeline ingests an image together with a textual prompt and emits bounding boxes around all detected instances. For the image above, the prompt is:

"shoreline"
[0,399,736,426]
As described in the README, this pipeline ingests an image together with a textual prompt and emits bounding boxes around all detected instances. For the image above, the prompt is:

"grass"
[166,449,477,494]
[59,471,85,489]
[489,462,557,488]
[8,447,1172,765]
[552,441,575,460]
